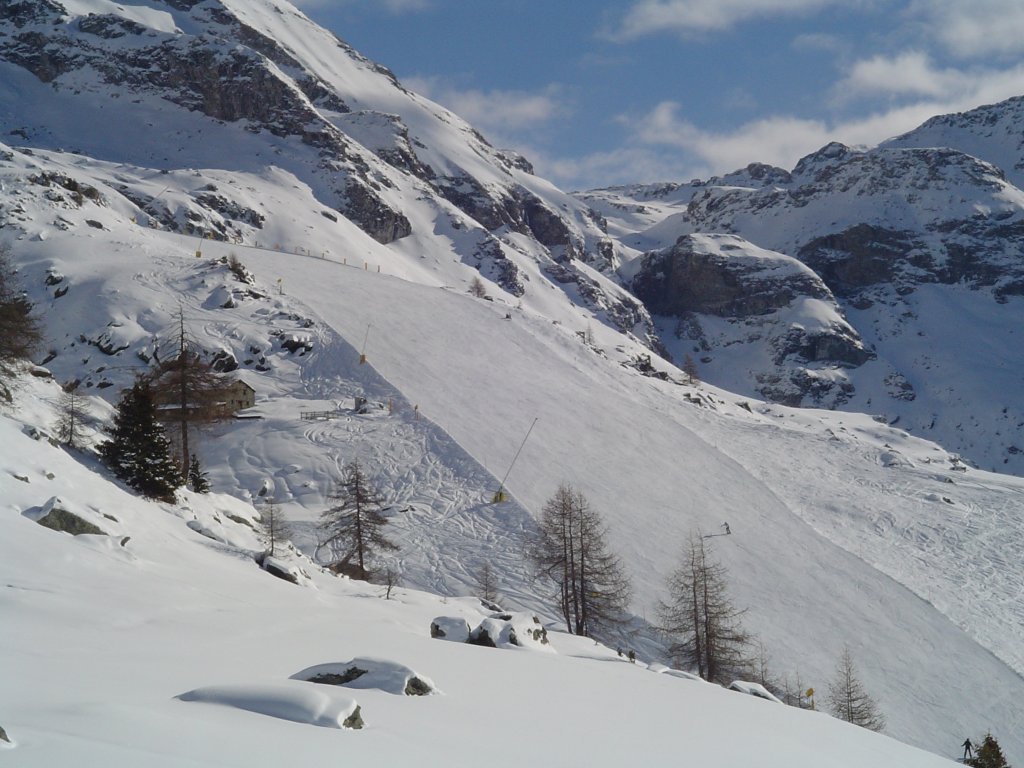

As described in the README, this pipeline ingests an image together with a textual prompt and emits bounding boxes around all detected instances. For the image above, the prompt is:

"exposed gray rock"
[633,235,831,318]
[343,706,363,730]
[522,194,573,248]
[796,225,914,297]
[307,667,367,686]
[470,236,525,297]
[635,234,870,407]
[255,552,300,584]
[37,505,107,536]
[342,181,411,244]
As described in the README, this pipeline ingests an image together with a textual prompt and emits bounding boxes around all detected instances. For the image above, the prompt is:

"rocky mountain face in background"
[632,233,871,406]
[884,95,1024,189]
[584,106,1024,473]
[0,0,653,345]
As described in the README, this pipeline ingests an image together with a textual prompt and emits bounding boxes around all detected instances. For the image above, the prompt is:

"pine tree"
[468,275,487,298]
[530,484,631,637]
[658,531,750,683]
[826,646,886,732]
[99,379,180,502]
[317,459,397,580]
[966,733,1011,768]
[187,454,211,493]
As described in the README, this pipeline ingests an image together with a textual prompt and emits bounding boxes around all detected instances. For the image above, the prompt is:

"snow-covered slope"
[0,378,961,767]
[4,184,1023,761]
[1,2,1022,763]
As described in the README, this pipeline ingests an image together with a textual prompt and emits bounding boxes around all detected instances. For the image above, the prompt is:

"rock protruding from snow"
[256,553,301,585]
[467,613,552,652]
[633,233,833,318]
[25,496,108,537]
[291,658,435,696]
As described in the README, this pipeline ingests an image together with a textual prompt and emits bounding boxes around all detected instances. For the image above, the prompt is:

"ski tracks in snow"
[708,413,1024,676]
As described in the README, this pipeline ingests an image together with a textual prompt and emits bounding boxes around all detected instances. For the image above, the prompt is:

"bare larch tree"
[826,646,885,732]
[317,459,397,581]
[530,483,631,637]
[658,530,751,683]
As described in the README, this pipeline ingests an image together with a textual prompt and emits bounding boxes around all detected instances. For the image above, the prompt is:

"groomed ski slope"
[222,240,1024,760]
[0,379,961,768]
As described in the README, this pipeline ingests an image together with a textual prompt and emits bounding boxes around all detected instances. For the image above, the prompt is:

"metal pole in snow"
[359,324,371,365]
[493,417,538,502]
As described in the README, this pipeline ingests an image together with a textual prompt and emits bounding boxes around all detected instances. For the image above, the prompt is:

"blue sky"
[295,0,1024,190]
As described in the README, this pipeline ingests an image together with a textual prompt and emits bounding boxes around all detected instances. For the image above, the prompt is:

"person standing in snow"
[962,738,973,761]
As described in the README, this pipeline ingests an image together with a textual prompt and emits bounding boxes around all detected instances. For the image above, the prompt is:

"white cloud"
[908,0,1024,59]
[619,100,831,171]
[543,146,708,191]
[836,52,975,99]
[405,77,570,134]
[543,65,1024,190]
[605,0,845,40]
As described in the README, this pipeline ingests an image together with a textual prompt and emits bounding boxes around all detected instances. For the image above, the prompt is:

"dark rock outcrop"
[342,181,411,244]
[634,236,831,318]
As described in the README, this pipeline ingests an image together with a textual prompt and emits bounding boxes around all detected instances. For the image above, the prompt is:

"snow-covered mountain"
[884,95,1024,189]
[1,2,1023,765]
[0,0,648,343]
[582,131,1024,474]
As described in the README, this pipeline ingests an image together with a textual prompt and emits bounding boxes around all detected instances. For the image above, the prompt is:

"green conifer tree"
[100,379,180,502]
[188,454,211,493]
[966,733,1011,768]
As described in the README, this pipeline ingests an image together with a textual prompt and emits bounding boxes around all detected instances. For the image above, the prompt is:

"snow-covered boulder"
[468,613,552,652]
[728,681,784,703]
[291,658,435,696]
[258,555,300,585]
[431,616,471,643]
[177,683,363,729]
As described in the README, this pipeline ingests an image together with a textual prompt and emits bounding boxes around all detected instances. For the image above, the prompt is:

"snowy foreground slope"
[5,202,1024,763]
[0,379,961,768]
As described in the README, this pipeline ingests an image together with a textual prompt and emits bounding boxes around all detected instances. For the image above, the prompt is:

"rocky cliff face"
[632,234,870,406]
